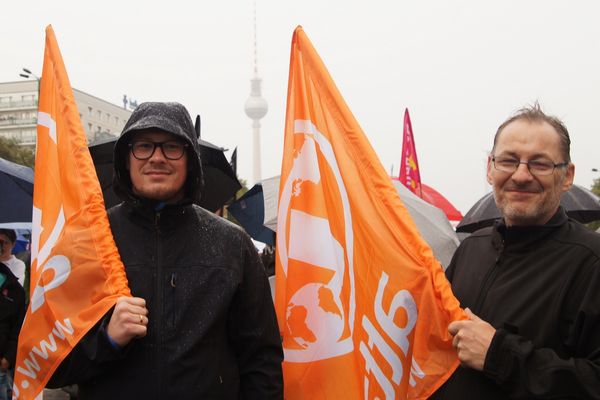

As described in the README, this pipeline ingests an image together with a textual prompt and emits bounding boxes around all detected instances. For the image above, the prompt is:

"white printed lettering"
[30,255,71,313]
[410,358,425,387]
[362,316,403,384]
[359,272,421,398]
[16,352,41,380]
[16,319,73,392]
[374,272,417,355]
[52,318,74,339]
[31,334,57,360]
[359,339,395,399]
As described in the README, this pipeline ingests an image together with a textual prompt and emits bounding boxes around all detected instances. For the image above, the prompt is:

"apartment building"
[0,80,132,146]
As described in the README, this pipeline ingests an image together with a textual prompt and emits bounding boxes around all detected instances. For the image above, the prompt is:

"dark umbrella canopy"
[559,185,600,223]
[228,184,275,246]
[0,157,34,224]
[198,139,242,212]
[456,184,600,233]
[89,137,121,209]
[88,137,241,212]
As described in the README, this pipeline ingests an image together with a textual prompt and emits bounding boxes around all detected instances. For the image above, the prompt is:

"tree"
[224,177,249,225]
[235,177,249,199]
[0,137,35,168]
[588,177,600,231]
[592,177,600,197]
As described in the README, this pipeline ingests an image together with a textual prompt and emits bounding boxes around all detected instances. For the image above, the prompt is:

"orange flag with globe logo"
[13,25,131,399]
[275,27,466,399]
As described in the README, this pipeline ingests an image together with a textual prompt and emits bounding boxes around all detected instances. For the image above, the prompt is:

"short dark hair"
[0,229,16,243]
[493,103,571,162]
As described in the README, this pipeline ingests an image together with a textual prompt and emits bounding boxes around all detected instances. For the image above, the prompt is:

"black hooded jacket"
[49,102,284,399]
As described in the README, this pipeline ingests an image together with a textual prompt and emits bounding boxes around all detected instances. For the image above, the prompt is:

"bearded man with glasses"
[49,102,283,399]
[431,104,600,399]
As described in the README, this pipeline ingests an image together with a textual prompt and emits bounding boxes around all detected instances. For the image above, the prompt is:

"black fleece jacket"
[431,208,600,399]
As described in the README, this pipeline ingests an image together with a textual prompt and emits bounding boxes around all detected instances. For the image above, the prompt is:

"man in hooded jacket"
[49,102,284,399]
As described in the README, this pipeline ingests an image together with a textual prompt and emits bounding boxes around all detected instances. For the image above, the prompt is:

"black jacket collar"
[492,207,568,252]
[115,197,195,234]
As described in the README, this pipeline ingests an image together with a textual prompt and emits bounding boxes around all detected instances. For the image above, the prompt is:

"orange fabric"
[275,27,466,400]
[13,26,131,399]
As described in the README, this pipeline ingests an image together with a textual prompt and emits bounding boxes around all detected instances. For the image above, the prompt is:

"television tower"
[244,2,268,184]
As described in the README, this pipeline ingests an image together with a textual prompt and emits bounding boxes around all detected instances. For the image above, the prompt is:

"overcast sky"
[2,1,599,213]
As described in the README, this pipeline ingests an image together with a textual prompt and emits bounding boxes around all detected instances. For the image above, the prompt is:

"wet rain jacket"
[49,102,283,399]
[431,208,600,399]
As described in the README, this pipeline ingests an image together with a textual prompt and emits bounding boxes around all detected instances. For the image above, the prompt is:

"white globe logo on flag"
[278,120,356,362]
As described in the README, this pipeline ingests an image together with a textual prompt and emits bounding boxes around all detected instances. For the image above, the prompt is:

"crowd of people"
[2,102,599,399]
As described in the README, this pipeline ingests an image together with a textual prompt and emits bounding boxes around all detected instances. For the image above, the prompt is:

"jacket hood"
[113,102,203,205]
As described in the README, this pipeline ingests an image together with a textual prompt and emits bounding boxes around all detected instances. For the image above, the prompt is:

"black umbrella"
[456,184,600,233]
[197,138,242,212]
[0,157,34,224]
[89,137,121,209]
[88,137,241,212]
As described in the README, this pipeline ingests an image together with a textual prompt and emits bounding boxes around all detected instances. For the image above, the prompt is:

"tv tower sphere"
[244,78,268,120]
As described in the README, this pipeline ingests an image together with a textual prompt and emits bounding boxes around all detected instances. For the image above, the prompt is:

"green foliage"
[588,177,600,231]
[592,177,600,197]
[0,136,35,168]
[235,177,249,199]
[225,177,249,225]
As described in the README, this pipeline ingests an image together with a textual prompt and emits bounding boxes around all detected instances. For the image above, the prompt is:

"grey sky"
[2,1,599,213]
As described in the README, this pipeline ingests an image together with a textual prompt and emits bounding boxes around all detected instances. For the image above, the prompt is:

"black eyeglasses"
[129,141,189,160]
[492,156,568,176]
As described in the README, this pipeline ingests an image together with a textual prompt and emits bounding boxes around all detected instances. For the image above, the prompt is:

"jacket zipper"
[154,211,163,397]
[472,239,504,314]
[170,272,176,330]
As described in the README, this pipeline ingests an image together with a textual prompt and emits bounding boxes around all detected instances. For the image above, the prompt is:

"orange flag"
[399,108,422,197]
[275,27,466,400]
[13,26,131,399]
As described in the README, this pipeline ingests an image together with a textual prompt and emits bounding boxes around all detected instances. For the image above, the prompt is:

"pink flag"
[399,109,422,197]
